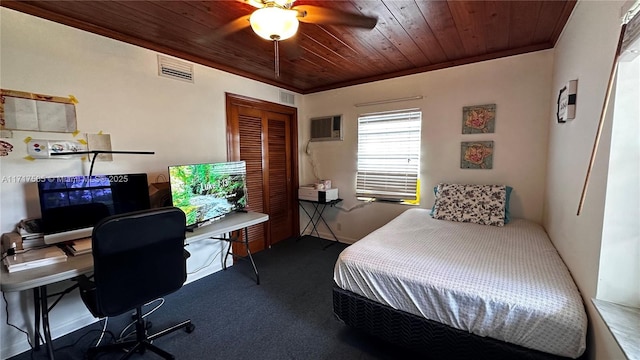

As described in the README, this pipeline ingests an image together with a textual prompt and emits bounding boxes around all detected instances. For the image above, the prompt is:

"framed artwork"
[556,80,577,123]
[462,104,496,134]
[461,141,493,169]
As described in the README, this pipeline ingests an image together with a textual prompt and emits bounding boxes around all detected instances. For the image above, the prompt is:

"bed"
[333,184,587,359]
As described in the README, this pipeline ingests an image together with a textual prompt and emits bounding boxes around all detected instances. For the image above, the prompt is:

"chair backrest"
[91,207,187,317]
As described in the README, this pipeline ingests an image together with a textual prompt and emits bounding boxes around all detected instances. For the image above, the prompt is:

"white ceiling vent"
[157,55,194,83]
[279,91,295,105]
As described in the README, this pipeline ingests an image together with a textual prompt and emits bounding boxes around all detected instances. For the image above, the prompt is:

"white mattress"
[334,208,587,358]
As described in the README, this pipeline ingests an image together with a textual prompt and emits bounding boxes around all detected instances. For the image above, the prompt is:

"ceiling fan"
[223,0,378,77]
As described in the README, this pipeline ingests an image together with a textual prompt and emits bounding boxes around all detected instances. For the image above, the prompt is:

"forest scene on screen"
[169,163,247,226]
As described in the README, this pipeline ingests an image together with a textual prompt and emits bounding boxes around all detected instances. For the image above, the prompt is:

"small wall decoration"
[462,104,496,134]
[0,140,13,156]
[26,138,87,159]
[87,133,113,161]
[461,141,494,169]
[557,80,578,123]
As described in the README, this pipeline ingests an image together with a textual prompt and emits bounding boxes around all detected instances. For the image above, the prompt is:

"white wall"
[544,1,627,359]
[0,8,299,359]
[300,51,553,243]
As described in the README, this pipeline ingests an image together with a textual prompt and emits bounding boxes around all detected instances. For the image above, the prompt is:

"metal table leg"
[298,200,341,249]
[298,204,315,238]
[41,286,55,359]
[299,202,322,238]
[33,287,41,351]
[242,227,259,285]
[32,286,56,359]
[222,229,259,285]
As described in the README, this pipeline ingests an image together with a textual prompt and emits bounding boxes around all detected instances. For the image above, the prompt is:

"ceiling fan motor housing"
[250,6,299,41]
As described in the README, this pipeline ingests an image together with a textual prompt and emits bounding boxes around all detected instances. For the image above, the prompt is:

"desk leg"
[32,286,56,359]
[222,230,259,285]
[40,286,56,360]
[33,288,41,351]
[243,227,259,285]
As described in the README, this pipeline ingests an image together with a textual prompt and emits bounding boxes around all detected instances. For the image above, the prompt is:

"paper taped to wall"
[27,139,87,159]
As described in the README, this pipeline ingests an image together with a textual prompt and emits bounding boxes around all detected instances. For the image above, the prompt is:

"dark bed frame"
[333,285,584,360]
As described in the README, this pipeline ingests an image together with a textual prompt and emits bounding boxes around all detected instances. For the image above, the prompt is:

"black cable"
[1,247,16,262]
[53,326,116,354]
[2,291,34,349]
[2,247,47,261]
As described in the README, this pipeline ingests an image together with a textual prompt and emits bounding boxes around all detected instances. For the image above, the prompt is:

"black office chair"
[76,207,195,360]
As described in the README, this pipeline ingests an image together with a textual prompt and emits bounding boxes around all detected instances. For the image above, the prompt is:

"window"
[356,109,421,202]
[598,1,640,306]
[594,3,640,354]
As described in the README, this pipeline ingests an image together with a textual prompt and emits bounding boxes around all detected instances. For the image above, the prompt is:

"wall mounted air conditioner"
[310,115,343,141]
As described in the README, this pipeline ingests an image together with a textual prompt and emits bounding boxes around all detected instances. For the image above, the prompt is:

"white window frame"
[356,109,421,202]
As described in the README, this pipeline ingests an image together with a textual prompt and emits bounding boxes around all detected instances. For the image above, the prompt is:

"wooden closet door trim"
[225,92,300,248]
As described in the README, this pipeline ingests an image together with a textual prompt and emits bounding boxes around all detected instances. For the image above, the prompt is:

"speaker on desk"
[148,182,172,208]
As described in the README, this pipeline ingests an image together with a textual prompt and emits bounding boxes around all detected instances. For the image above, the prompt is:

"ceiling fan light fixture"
[250,7,299,41]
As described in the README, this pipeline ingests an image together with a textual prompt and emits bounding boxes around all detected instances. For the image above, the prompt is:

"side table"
[298,198,342,249]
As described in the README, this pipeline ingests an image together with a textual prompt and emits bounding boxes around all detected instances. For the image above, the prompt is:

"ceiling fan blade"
[219,14,252,35]
[196,14,251,44]
[236,0,265,9]
[293,5,377,29]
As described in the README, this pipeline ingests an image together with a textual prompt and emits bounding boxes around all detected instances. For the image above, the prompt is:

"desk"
[186,211,268,285]
[298,199,342,249]
[0,211,268,360]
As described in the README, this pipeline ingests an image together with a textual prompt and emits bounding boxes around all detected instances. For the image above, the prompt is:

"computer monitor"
[37,173,151,244]
[168,161,247,229]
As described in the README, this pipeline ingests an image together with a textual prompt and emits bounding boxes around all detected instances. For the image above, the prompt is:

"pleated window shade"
[356,109,421,201]
[621,1,640,56]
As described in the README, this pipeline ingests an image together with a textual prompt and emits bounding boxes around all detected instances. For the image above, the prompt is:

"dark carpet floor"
[8,236,424,360]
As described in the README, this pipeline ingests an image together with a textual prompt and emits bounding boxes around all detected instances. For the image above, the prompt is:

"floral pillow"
[431,183,507,227]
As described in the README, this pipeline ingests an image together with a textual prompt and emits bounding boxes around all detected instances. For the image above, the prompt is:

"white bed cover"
[334,208,587,358]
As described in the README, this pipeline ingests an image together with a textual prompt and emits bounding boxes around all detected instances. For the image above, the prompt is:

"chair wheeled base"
[87,306,195,360]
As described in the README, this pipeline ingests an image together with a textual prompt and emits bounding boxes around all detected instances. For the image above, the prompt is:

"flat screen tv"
[37,173,151,244]
[168,161,247,228]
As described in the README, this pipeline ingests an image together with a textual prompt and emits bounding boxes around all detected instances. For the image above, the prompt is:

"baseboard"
[300,229,358,244]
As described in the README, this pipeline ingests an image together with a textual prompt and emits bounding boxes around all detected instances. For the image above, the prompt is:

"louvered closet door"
[226,93,299,256]
[237,106,267,254]
[266,112,293,245]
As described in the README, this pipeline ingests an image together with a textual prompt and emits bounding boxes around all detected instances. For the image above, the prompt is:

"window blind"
[356,109,421,201]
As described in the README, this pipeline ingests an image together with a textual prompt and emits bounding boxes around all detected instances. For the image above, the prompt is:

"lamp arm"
[50,150,155,180]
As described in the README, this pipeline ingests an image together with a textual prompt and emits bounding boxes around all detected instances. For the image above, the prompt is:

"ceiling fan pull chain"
[274,40,280,78]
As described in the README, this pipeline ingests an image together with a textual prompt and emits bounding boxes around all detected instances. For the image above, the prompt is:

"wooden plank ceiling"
[1,0,576,94]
